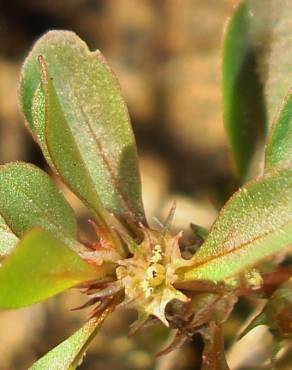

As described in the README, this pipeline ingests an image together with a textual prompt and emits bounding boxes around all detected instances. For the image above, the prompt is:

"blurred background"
[1,1,290,369]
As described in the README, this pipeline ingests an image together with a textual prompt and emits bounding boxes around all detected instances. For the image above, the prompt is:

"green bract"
[0,1,291,366]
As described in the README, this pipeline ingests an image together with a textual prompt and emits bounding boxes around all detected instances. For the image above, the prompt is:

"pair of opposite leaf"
[0,30,193,369]
[0,1,291,367]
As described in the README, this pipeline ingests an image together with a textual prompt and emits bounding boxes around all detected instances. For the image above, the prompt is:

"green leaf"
[244,0,292,128]
[0,214,18,258]
[179,168,292,282]
[30,314,108,370]
[222,1,266,181]
[265,90,292,171]
[0,229,105,309]
[31,84,56,169]
[0,162,79,250]
[19,30,145,224]
[38,57,109,230]
[42,66,125,256]
[223,0,292,180]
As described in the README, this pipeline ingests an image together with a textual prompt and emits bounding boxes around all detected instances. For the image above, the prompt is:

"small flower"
[116,226,192,328]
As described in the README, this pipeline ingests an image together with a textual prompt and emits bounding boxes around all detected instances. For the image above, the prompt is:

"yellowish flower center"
[116,228,190,326]
[147,263,165,286]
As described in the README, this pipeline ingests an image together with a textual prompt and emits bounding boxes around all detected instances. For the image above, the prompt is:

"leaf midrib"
[189,219,292,269]
[63,60,141,221]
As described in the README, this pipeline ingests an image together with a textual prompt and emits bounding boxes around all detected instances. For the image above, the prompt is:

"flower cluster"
[116,226,192,328]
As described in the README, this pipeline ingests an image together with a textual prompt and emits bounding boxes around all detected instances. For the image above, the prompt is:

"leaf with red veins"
[116,228,192,326]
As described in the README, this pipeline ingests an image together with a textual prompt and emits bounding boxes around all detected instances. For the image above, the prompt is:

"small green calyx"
[116,227,192,327]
